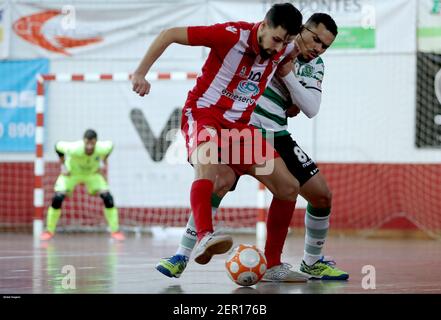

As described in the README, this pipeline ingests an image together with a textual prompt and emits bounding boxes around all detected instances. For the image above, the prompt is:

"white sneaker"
[194,231,233,265]
[262,263,309,282]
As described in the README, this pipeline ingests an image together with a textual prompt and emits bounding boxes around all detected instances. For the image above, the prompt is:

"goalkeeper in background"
[40,129,125,241]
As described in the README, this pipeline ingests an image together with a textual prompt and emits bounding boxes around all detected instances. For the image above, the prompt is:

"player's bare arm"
[132,27,189,97]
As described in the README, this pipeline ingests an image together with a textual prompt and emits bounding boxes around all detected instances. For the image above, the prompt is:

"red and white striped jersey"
[186,21,294,125]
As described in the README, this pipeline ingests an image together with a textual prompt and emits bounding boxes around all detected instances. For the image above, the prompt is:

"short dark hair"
[306,13,338,36]
[265,3,303,36]
[84,129,97,140]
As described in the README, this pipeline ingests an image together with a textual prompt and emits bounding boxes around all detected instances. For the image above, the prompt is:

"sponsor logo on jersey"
[221,80,260,105]
[301,65,314,77]
[236,80,260,96]
[221,89,256,105]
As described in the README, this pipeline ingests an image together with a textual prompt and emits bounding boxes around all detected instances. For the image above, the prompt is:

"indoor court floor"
[1,232,440,294]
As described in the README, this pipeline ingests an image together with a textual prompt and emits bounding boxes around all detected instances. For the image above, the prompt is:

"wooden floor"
[1,232,440,294]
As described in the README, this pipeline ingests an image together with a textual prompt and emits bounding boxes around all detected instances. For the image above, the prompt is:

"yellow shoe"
[300,257,349,280]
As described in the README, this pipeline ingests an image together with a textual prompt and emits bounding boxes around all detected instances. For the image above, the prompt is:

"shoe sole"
[261,273,309,283]
[309,274,349,281]
[261,277,308,283]
[155,264,181,278]
[300,269,349,281]
[261,269,309,283]
[194,236,233,265]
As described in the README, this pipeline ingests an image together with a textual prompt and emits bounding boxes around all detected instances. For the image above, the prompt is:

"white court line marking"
[0,252,119,260]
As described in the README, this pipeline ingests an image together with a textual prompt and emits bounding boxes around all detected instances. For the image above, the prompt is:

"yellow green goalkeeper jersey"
[55,140,113,175]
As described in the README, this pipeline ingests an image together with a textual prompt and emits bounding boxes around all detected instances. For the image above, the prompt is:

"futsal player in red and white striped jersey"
[132,3,303,265]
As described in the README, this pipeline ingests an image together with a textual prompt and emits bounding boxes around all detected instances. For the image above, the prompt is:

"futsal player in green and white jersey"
[40,129,125,241]
[156,13,348,281]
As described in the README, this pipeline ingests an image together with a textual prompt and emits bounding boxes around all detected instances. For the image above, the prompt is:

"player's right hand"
[132,73,151,97]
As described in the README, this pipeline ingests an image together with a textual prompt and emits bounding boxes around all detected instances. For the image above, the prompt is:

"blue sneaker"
[156,254,189,278]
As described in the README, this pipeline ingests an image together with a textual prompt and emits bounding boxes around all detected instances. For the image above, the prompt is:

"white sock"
[303,210,330,266]
[176,207,218,258]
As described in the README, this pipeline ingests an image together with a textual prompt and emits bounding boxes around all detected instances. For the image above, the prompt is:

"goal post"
[32,72,268,242]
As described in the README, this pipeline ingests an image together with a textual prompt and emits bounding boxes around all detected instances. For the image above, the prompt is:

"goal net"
[1,63,441,240]
[32,73,263,235]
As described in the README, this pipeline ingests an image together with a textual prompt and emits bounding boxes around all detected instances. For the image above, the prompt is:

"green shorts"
[54,173,109,195]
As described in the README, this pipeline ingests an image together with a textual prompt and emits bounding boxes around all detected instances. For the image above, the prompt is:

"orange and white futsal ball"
[225,244,267,286]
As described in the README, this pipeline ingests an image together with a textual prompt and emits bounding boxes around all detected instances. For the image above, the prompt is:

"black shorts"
[229,133,319,191]
[273,134,319,186]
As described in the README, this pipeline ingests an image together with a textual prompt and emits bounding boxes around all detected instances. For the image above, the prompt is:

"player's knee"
[310,189,333,209]
[321,189,333,207]
[213,170,236,196]
[213,178,231,197]
[51,192,65,209]
[100,192,114,208]
[275,179,299,201]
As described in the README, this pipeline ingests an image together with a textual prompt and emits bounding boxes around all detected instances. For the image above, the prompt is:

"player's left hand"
[286,104,301,118]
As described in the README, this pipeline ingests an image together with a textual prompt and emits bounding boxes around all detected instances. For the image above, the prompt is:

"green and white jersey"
[55,140,113,175]
[250,56,324,135]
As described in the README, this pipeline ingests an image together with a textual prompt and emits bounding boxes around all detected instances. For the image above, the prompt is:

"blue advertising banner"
[0,59,49,151]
